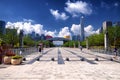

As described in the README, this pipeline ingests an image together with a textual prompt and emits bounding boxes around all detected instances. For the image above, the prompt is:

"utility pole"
[86,37,89,49]
[19,30,24,49]
[104,31,109,52]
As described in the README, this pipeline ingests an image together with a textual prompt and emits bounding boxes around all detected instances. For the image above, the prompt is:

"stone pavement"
[0,47,120,80]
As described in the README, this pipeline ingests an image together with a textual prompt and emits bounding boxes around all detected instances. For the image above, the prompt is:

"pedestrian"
[19,50,22,55]
[38,43,44,54]
[114,47,117,56]
[39,46,42,53]
[0,46,3,64]
[79,46,82,51]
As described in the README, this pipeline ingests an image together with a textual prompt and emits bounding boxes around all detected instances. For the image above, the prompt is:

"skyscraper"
[72,35,80,41]
[103,21,112,51]
[103,21,112,31]
[41,34,46,40]
[80,16,85,41]
[114,22,120,27]
[0,20,6,34]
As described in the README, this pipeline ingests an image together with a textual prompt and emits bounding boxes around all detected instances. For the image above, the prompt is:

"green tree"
[38,40,55,47]
[108,26,120,47]
[88,33,104,47]
[4,28,19,47]
[23,35,35,47]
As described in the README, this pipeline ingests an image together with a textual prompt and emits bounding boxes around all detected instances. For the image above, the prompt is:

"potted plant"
[4,50,16,64]
[11,55,22,65]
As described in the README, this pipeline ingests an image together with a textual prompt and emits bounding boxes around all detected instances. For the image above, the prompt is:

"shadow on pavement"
[64,49,97,64]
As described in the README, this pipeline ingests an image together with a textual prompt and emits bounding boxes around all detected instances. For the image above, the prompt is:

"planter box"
[11,58,22,65]
[4,56,12,64]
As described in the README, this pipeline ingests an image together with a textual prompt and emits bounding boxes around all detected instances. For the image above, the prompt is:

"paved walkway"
[0,47,120,80]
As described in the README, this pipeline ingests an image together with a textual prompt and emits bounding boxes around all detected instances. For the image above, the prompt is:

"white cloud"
[70,24,99,37]
[65,1,92,17]
[50,9,69,20]
[95,29,100,34]
[45,30,57,37]
[84,25,99,36]
[5,19,57,37]
[6,21,44,35]
[5,19,100,38]
[58,27,71,37]
[71,24,80,35]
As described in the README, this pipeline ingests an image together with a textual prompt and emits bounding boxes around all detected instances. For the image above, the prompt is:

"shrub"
[12,55,22,59]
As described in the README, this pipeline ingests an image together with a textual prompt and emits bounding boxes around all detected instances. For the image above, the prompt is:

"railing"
[90,48,120,56]
[10,47,38,57]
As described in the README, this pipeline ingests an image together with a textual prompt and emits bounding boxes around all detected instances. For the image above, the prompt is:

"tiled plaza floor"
[0,47,120,80]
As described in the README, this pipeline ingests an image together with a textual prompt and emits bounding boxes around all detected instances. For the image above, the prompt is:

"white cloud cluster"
[6,20,57,37]
[45,30,57,37]
[5,19,100,38]
[84,25,99,36]
[62,25,99,37]
[65,1,92,17]
[58,27,71,37]
[71,24,99,37]
[6,21,44,35]
[6,20,71,37]
[71,24,80,35]
[50,9,69,20]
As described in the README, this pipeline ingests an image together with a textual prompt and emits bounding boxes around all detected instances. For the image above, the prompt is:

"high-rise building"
[72,35,80,41]
[103,21,112,51]
[0,20,6,34]
[41,34,46,40]
[80,16,85,41]
[99,26,103,33]
[103,21,112,31]
[114,22,120,27]
[31,31,36,39]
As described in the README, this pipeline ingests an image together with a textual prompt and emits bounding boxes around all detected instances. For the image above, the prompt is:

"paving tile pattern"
[0,47,120,80]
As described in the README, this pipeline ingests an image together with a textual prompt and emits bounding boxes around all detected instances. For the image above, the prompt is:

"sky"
[0,0,120,37]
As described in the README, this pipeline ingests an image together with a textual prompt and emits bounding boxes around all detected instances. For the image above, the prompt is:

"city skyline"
[0,0,120,37]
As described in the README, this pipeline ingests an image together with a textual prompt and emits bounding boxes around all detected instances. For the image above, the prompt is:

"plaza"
[0,47,120,80]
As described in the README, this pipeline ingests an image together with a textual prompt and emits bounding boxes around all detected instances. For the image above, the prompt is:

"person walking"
[0,46,3,64]
[114,47,118,59]
[79,46,83,51]
[39,46,42,53]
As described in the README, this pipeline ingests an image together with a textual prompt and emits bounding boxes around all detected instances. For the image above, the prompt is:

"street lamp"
[86,37,89,49]
[104,30,109,52]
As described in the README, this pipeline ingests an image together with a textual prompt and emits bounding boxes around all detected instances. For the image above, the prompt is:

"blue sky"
[1,0,120,37]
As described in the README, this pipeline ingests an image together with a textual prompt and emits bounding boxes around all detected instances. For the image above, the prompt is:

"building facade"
[103,21,112,31]
[80,16,85,41]
[0,20,6,34]
[41,34,46,40]
[102,21,112,51]
[72,35,80,41]
[114,22,120,27]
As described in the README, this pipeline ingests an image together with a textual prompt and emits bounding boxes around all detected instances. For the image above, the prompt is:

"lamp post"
[19,30,24,49]
[86,37,89,49]
[104,30,109,52]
